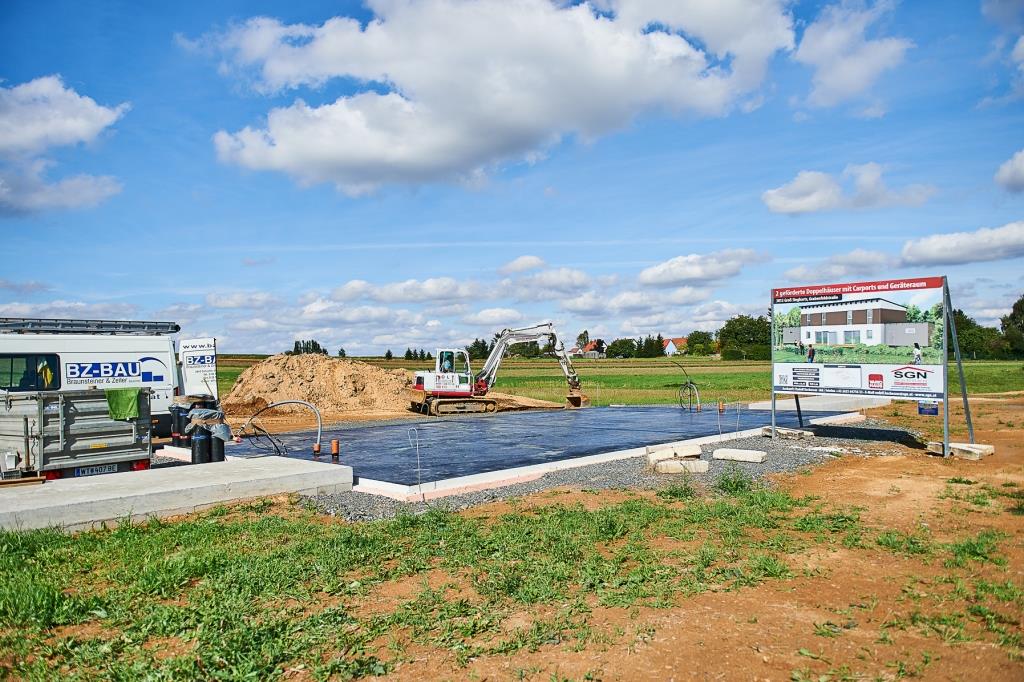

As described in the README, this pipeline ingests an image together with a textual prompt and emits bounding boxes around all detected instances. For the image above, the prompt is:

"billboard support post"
[770,299,776,439]
[943,279,974,445]
[942,286,949,457]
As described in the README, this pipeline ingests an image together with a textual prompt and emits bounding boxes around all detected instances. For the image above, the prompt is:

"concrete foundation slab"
[712,448,768,463]
[0,457,353,531]
[749,396,891,412]
[231,405,841,487]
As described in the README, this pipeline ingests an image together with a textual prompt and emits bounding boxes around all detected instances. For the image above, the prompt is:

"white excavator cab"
[435,349,470,376]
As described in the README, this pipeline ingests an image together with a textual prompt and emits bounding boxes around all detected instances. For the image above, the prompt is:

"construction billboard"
[771,276,946,399]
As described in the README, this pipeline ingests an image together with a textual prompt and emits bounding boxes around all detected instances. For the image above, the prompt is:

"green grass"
[215,357,1024,405]
[0,483,864,679]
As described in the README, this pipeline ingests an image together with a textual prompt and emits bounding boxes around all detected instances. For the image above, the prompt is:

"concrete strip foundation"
[0,457,353,531]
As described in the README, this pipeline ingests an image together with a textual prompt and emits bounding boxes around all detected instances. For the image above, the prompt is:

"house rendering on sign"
[783,298,931,347]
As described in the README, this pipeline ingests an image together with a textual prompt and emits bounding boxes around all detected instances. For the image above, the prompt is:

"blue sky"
[1,0,1022,354]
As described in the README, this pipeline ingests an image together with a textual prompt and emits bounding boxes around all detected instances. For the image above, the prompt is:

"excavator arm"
[473,322,582,397]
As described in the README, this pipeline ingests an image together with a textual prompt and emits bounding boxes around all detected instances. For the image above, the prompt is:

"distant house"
[662,337,688,356]
[784,298,931,347]
[580,340,606,359]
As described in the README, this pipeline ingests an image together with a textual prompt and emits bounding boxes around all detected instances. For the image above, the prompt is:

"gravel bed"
[310,419,924,522]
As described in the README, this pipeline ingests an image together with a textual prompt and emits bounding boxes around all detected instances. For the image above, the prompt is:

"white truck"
[0,318,186,437]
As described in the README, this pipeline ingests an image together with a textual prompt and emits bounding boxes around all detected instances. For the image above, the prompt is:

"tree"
[717,315,771,348]
[337,347,346,358]
[1002,292,1024,357]
[384,349,393,360]
[905,304,924,323]
[576,330,590,349]
[687,330,714,356]
[513,341,541,358]
[592,338,607,354]
[606,338,636,358]
[290,339,328,355]
[466,338,492,360]
[404,348,414,360]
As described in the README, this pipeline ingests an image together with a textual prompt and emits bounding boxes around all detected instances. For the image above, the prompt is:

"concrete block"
[760,426,814,440]
[712,448,767,463]
[645,442,702,465]
[655,459,709,474]
[926,442,995,460]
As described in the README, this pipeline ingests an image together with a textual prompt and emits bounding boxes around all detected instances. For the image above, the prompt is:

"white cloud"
[0,160,122,214]
[638,249,764,286]
[498,255,546,275]
[0,76,127,214]
[762,163,934,214]
[502,267,591,300]
[562,285,711,317]
[561,291,607,316]
[153,303,203,326]
[205,291,279,309]
[618,299,763,335]
[785,249,894,282]
[900,221,1024,265]
[982,0,1024,29]
[203,1,793,192]
[0,300,136,319]
[461,307,524,326]
[0,75,129,156]
[794,1,911,108]
[995,148,1024,192]
[330,277,481,303]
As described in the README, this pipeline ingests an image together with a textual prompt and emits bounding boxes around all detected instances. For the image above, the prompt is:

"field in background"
[216,355,1024,406]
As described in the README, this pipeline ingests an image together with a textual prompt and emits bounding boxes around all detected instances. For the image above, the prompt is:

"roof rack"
[0,318,181,335]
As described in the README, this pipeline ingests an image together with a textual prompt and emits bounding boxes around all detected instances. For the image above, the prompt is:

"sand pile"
[223,354,413,415]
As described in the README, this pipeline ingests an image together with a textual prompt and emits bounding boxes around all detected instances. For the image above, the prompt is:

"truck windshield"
[0,354,61,391]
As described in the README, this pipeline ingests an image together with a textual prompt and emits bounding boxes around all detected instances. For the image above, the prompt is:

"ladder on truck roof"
[0,318,181,335]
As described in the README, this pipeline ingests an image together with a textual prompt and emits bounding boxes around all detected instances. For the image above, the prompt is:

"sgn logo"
[893,366,933,380]
[66,356,167,382]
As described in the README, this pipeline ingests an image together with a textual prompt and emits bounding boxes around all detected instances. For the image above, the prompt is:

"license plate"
[74,463,118,477]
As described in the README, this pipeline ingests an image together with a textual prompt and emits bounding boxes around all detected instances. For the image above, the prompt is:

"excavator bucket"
[566,392,589,409]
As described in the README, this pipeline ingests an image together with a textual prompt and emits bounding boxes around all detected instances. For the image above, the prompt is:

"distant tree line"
[288,339,329,355]
[403,348,434,361]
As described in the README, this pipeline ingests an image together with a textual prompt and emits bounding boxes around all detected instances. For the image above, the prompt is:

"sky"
[1,0,1023,354]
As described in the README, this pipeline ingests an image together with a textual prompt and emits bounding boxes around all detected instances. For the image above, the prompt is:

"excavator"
[406,322,587,416]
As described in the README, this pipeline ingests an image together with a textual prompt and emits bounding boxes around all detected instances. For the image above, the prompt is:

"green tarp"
[105,388,140,420]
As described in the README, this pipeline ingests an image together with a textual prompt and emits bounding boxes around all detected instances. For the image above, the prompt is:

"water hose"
[234,400,323,453]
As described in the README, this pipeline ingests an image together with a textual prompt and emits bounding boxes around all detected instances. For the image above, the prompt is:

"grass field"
[2,472,1020,679]
[217,356,1024,406]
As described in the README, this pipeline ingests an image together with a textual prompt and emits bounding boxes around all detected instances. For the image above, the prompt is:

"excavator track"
[427,397,497,416]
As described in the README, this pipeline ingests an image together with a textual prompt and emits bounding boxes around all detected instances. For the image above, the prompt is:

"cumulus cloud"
[638,249,764,286]
[995,148,1024,192]
[762,163,934,214]
[0,300,136,319]
[0,160,122,214]
[332,277,481,303]
[619,300,763,335]
[205,291,279,308]
[501,267,591,301]
[794,1,911,108]
[461,307,524,326]
[0,76,128,215]
[200,0,794,193]
[785,249,894,282]
[561,285,711,317]
[900,221,1024,266]
[498,255,546,275]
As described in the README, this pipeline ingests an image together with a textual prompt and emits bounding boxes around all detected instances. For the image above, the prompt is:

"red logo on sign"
[868,373,883,389]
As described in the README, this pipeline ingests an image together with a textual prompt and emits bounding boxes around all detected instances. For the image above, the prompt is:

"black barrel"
[169,405,184,447]
[210,435,225,463]
[191,428,212,464]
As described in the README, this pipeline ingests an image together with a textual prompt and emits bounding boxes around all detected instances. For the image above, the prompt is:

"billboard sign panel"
[771,277,945,400]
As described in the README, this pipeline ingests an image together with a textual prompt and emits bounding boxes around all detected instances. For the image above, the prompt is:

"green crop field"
[215,356,1024,407]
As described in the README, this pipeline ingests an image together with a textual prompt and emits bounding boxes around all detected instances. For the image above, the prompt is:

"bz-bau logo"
[66,356,167,382]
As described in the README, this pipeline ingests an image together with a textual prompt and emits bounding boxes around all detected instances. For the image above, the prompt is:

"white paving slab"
[0,457,353,531]
[712,448,768,463]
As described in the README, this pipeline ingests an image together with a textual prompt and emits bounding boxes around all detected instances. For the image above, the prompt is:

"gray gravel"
[309,419,925,522]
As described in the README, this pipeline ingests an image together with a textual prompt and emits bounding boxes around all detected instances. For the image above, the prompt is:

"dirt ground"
[363,394,1024,680]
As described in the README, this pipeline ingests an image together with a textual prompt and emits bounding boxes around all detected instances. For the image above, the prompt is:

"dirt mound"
[222,354,413,416]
